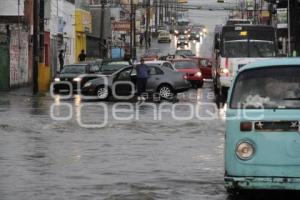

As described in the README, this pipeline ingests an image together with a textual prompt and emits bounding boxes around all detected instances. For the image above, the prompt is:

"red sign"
[112,21,131,32]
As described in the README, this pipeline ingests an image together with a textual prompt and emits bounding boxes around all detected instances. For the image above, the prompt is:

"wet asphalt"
[1,6,300,200]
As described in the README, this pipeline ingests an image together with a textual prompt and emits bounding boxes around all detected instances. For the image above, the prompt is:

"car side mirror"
[278,42,283,50]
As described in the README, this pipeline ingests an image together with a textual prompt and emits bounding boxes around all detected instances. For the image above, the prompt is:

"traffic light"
[217,0,225,3]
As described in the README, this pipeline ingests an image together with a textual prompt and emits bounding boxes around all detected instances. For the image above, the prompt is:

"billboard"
[277,8,288,29]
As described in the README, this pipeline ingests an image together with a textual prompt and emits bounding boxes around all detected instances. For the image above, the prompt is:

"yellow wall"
[75,33,86,61]
[75,9,91,61]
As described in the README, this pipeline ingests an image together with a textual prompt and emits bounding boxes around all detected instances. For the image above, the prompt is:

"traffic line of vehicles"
[52,47,212,100]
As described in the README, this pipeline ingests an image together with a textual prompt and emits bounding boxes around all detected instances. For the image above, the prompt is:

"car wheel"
[197,81,203,88]
[54,87,59,94]
[96,86,110,100]
[158,84,174,99]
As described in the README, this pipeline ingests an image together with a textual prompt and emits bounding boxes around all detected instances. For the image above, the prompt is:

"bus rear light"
[240,121,252,132]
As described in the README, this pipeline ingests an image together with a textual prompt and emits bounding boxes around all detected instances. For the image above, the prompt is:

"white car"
[158,31,171,43]
[135,60,176,71]
[177,35,189,46]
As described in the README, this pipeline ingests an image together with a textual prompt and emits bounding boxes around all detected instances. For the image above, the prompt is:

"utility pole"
[100,0,105,58]
[133,3,136,60]
[33,0,39,94]
[288,0,291,56]
[145,0,150,49]
[154,0,158,32]
[40,0,44,62]
[130,0,133,59]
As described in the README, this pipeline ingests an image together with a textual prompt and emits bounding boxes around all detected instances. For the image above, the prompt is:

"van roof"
[240,58,300,72]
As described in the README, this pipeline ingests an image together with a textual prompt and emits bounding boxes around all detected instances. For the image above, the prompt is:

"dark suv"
[53,61,102,93]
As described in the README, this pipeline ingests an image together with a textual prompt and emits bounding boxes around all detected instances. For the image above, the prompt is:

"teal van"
[225,58,300,193]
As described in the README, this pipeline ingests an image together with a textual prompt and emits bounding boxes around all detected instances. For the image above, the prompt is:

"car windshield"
[174,60,198,69]
[101,64,128,73]
[60,65,86,74]
[230,66,300,109]
[223,40,275,57]
[147,49,160,54]
[176,50,193,56]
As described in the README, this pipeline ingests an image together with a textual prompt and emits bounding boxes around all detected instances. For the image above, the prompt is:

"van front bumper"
[225,176,300,190]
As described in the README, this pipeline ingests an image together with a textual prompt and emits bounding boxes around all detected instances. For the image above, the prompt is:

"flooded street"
[1,2,299,200]
[0,83,228,200]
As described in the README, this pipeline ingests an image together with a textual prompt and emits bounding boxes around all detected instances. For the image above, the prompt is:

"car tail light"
[195,72,202,77]
[240,121,252,132]
[183,74,188,80]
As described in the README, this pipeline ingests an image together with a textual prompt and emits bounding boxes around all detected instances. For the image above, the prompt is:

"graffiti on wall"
[10,29,29,86]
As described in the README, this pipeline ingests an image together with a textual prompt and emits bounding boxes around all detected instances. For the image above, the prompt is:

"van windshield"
[223,40,275,57]
[230,66,300,109]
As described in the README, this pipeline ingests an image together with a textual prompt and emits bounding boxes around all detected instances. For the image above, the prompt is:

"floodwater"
[0,85,227,200]
[1,6,299,200]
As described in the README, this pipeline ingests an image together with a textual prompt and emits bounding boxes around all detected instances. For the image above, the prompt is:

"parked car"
[53,61,102,93]
[158,31,171,43]
[177,35,189,47]
[192,57,212,79]
[225,58,300,194]
[142,48,161,61]
[175,49,195,57]
[172,59,203,88]
[82,65,191,100]
[157,25,170,33]
[100,60,130,75]
[135,60,176,71]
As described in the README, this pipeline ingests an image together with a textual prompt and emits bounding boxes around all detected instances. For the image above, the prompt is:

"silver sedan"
[81,65,191,100]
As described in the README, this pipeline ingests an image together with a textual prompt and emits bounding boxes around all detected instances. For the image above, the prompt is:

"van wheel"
[226,188,240,196]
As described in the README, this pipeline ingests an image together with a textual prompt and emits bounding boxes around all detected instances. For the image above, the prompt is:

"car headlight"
[84,82,92,87]
[203,28,207,33]
[188,35,191,37]
[73,77,82,82]
[196,34,199,37]
[195,72,202,77]
[236,141,255,160]
[184,30,188,34]
[175,30,178,34]
[200,32,203,36]
[54,78,60,82]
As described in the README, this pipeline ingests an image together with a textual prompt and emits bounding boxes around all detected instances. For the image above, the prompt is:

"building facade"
[0,0,31,90]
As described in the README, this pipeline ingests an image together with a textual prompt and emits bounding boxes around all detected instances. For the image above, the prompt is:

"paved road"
[0,7,299,200]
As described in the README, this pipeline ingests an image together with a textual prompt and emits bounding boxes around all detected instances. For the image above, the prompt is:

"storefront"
[75,9,92,61]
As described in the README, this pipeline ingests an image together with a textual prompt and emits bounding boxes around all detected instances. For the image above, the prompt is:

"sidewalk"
[0,86,47,97]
